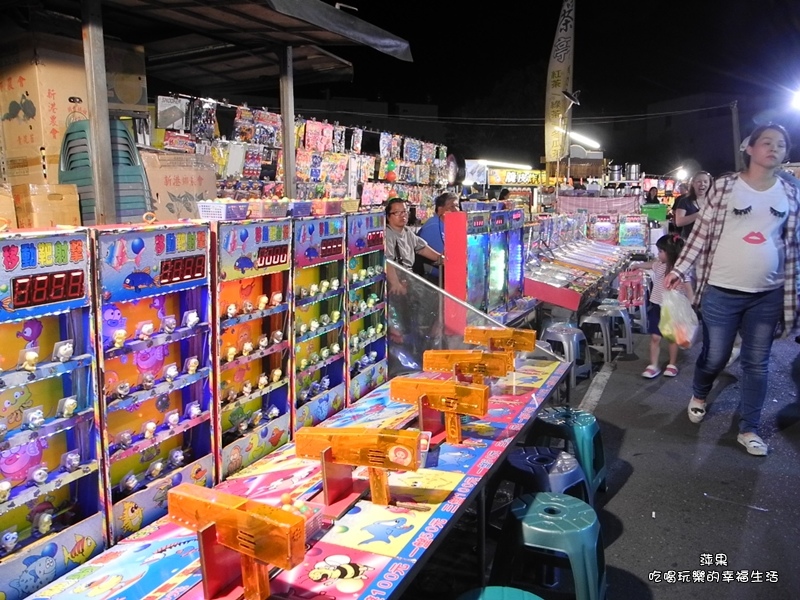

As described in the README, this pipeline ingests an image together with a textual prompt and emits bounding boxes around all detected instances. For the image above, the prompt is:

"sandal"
[641,365,662,379]
[664,364,679,377]
[687,397,706,423]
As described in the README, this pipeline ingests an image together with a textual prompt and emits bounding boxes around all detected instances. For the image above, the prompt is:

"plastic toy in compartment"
[113,329,127,349]
[164,363,180,381]
[320,347,330,360]
[168,448,185,468]
[34,511,54,535]
[249,410,263,428]
[258,373,270,389]
[309,283,319,296]
[319,314,331,326]
[350,273,359,284]
[1,528,19,553]
[241,381,253,396]
[298,358,309,371]
[19,348,39,372]
[226,303,238,319]
[271,330,284,344]
[358,268,367,281]
[296,321,308,336]
[0,420,7,441]
[331,310,341,322]
[137,321,156,341]
[155,395,171,412]
[271,368,282,382]
[115,381,131,399]
[146,459,165,480]
[183,310,200,329]
[61,451,81,472]
[186,402,202,419]
[53,340,75,363]
[376,323,384,334]
[309,352,320,365]
[116,430,134,449]
[0,480,11,502]
[28,464,49,485]
[320,280,330,293]
[242,300,254,314]
[165,411,181,430]
[242,341,254,356]
[309,319,319,332]
[257,294,269,310]
[330,277,340,290]
[120,472,139,495]
[185,356,200,374]
[142,420,158,439]
[23,406,46,429]
[330,342,341,355]
[140,373,156,390]
[320,376,331,391]
[225,346,238,363]
[267,405,280,420]
[224,387,238,404]
[162,315,178,333]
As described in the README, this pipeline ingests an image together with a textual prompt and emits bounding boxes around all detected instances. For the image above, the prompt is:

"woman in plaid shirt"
[665,124,799,456]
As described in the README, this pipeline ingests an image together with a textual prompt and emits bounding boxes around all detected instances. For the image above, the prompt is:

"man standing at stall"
[416,192,458,283]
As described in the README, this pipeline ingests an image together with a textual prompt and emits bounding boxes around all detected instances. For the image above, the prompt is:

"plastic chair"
[541,325,592,388]
[595,304,634,355]
[457,587,546,600]
[579,312,613,363]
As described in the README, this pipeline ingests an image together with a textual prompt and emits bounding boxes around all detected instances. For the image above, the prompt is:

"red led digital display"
[494,216,506,226]
[12,270,85,309]
[256,244,289,268]
[367,230,384,247]
[320,238,344,257]
[159,254,206,285]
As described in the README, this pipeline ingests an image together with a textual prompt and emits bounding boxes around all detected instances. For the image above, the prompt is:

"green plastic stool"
[457,587,546,600]
[490,492,607,600]
[526,407,607,504]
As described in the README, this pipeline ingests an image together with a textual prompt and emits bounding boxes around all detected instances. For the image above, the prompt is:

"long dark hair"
[656,234,685,273]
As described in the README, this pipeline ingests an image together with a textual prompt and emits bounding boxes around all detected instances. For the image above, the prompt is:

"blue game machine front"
[487,210,510,314]
[93,222,214,543]
[0,228,106,599]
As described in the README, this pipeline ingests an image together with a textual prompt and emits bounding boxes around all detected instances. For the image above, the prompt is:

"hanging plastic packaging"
[660,289,699,349]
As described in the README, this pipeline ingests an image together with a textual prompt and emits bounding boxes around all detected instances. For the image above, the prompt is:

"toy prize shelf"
[0,228,105,598]
[345,211,388,403]
[292,216,347,431]
[94,223,214,543]
[213,219,292,480]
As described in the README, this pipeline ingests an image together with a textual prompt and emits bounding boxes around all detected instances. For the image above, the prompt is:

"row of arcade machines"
[0,213,388,599]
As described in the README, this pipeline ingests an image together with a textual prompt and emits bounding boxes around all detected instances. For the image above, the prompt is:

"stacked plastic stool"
[457,587,546,600]
[541,325,592,388]
[579,311,613,364]
[595,302,634,355]
[490,492,607,600]
[526,407,607,505]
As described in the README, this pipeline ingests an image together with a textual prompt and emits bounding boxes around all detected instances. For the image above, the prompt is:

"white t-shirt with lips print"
[708,178,788,292]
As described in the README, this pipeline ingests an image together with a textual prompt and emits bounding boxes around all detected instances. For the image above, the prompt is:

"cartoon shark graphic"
[359,518,413,545]
[142,538,197,564]
[122,268,159,292]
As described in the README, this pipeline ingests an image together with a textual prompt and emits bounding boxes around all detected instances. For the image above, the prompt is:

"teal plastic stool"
[457,587,546,600]
[526,407,607,504]
[490,493,607,600]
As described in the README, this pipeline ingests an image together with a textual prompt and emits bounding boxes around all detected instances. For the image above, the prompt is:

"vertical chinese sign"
[544,0,576,170]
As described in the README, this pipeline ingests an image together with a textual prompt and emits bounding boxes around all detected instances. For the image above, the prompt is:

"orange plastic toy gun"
[464,326,537,356]
[390,377,489,444]
[423,349,513,385]
[168,483,305,600]
[295,427,422,508]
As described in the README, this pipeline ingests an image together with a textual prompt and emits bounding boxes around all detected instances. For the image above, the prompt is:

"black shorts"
[647,302,663,336]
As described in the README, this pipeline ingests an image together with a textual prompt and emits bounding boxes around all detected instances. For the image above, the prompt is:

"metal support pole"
[279,47,296,199]
[82,0,116,225]
[731,100,744,172]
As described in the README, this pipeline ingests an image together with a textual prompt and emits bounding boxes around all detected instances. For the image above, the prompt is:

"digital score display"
[470,216,485,227]
[320,238,344,258]
[256,244,290,269]
[159,254,207,285]
[12,270,86,309]
[493,216,507,226]
[366,230,384,248]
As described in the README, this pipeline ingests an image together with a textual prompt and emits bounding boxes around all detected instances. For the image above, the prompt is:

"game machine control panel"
[345,211,388,404]
[213,219,293,480]
[0,227,105,598]
[93,222,214,543]
[293,216,347,431]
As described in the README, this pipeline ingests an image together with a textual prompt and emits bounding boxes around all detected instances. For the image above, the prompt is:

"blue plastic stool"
[457,587,546,600]
[526,407,607,503]
[490,492,607,600]
[506,447,591,503]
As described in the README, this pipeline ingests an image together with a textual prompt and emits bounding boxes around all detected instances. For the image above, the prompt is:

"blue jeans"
[695,285,783,433]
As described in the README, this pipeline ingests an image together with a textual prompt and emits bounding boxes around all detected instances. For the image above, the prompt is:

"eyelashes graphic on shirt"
[731,205,787,218]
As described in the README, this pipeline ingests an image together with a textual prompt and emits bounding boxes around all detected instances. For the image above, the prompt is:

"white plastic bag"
[659,289,699,349]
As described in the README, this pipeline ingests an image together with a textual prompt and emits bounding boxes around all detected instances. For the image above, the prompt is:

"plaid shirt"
[673,173,799,329]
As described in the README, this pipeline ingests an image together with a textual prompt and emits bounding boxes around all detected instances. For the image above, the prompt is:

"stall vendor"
[385,198,442,293]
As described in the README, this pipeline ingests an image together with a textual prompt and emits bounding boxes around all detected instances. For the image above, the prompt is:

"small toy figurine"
[330,278,340,290]
[143,421,157,440]
[375,323,385,335]
[241,341,254,356]
[269,292,283,306]
[21,350,39,372]
[113,329,127,349]
[320,375,331,391]
[146,460,164,479]
[185,311,200,329]
[187,402,202,419]
[298,388,310,404]
[258,374,270,389]
[267,406,280,420]
[359,329,369,340]
[121,474,138,493]
[319,314,331,326]
[366,296,376,308]
[162,316,178,333]
[36,513,53,535]
[138,322,155,340]
[59,396,78,419]
[299,358,309,371]
[26,408,45,429]
[237,382,251,398]
[271,330,284,345]
[258,335,270,350]
[115,382,131,399]
[299,287,309,299]
[226,347,237,363]
[350,272,360,284]
[368,351,378,362]
[237,420,249,435]
[320,280,330,293]
[31,466,49,485]
[351,335,360,349]
[375,265,384,275]
[309,382,321,397]
[56,342,74,363]
[258,294,269,310]
[359,300,368,313]
[226,303,238,319]
[166,412,181,429]
[0,422,7,440]
[358,268,367,281]
[242,300,254,314]
[117,431,133,449]
[367,266,376,278]
[320,347,330,360]
[225,388,238,404]
[309,352,320,365]
[250,410,263,427]
[296,322,308,336]
[271,368,282,383]
[309,319,319,332]
[168,449,185,468]
[0,480,11,503]
[309,283,319,296]
[141,373,155,390]
[330,342,341,355]
[2,531,19,553]
[63,452,81,472]
[367,326,376,338]
[330,310,341,322]
[186,357,200,375]
[165,365,180,381]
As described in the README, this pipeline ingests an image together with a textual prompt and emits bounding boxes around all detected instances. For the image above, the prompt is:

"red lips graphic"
[743,231,766,244]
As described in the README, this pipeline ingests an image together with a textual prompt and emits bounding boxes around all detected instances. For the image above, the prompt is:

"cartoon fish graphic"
[120,501,144,533]
[304,247,320,260]
[359,518,413,545]
[62,534,98,566]
[233,254,255,273]
[122,268,159,293]
[0,296,16,312]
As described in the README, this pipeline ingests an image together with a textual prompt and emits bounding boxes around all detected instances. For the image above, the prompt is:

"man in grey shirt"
[384,198,442,294]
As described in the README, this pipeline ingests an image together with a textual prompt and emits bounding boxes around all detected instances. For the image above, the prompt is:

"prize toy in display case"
[213,219,293,479]
[345,211,388,403]
[0,228,105,599]
[293,216,347,430]
[93,222,214,543]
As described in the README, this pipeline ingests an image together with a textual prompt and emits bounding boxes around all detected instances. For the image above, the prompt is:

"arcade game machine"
[94,222,214,543]
[293,216,347,430]
[213,219,293,480]
[443,211,490,323]
[0,228,105,598]
[507,208,526,306]
[486,210,510,316]
[345,211,388,403]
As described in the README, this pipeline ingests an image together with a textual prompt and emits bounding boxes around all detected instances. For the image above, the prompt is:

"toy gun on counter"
[423,349,513,385]
[464,326,537,361]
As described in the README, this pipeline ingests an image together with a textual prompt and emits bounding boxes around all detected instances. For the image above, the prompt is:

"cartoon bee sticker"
[308,554,373,584]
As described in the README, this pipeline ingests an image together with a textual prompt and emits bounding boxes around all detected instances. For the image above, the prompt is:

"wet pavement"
[400,332,800,599]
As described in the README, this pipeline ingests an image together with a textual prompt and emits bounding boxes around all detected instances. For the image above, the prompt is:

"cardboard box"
[141,152,218,221]
[12,183,81,228]
[0,31,147,185]
[0,184,17,228]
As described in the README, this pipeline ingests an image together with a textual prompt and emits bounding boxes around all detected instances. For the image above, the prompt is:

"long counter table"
[28,358,570,600]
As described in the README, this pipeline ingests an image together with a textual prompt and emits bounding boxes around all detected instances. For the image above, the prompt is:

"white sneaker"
[737,432,768,456]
